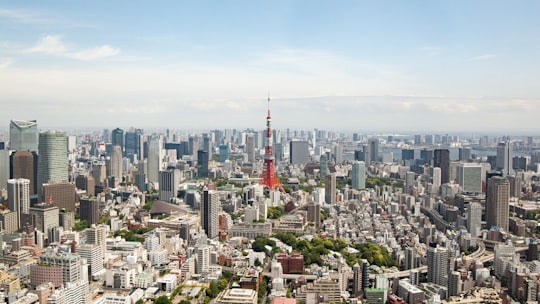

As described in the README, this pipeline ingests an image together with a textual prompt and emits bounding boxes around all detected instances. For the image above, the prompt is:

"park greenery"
[267,205,285,219]
[252,232,396,268]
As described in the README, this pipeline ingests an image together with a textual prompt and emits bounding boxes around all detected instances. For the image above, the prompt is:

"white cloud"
[24,35,120,61]
[26,35,67,55]
[0,58,14,69]
[468,54,502,61]
[0,8,51,24]
[70,45,120,61]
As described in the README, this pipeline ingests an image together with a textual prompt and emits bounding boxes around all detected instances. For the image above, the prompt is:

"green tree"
[155,295,171,304]
[73,220,89,231]
[180,301,191,304]
[218,278,229,291]
[206,281,219,298]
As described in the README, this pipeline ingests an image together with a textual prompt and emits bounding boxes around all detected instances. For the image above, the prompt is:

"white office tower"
[37,131,68,196]
[270,190,280,206]
[431,167,441,187]
[7,178,30,228]
[494,244,516,279]
[467,203,482,236]
[77,244,103,277]
[270,260,286,297]
[86,225,108,259]
[427,246,449,286]
[145,234,160,251]
[351,161,366,190]
[244,206,259,223]
[196,245,210,275]
[0,144,8,192]
[405,171,416,193]
[496,141,514,177]
[456,163,482,193]
[147,135,163,184]
[158,169,181,201]
[334,144,343,164]
[110,145,123,183]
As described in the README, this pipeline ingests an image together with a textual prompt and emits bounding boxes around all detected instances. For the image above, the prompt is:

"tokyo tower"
[260,97,285,192]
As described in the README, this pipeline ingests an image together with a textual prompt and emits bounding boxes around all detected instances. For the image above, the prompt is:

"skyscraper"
[496,141,514,177]
[434,149,450,184]
[147,135,163,184]
[307,202,321,229]
[110,145,123,184]
[456,163,482,193]
[368,138,379,163]
[325,173,336,204]
[37,131,68,198]
[10,151,38,195]
[29,203,59,233]
[427,246,449,286]
[334,144,343,164]
[246,134,256,163]
[43,182,77,211]
[9,119,38,152]
[201,188,219,239]
[486,176,510,231]
[467,202,482,236]
[351,161,366,190]
[124,129,142,160]
[111,128,124,150]
[79,198,99,226]
[158,169,181,201]
[319,154,328,178]
[0,142,8,192]
[289,140,310,165]
[197,150,209,178]
[7,178,30,228]
[219,144,229,163]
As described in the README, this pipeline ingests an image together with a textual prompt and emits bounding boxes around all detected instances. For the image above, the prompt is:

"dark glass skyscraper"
[434,149,450,184]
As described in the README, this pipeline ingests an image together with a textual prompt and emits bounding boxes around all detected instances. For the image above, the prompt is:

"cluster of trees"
[267,206,285,219]
[253,232,396,268]
[113,229,145,243]
[73,220,89,231]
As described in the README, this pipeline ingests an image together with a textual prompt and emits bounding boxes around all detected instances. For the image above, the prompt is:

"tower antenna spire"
[260,95,284,192]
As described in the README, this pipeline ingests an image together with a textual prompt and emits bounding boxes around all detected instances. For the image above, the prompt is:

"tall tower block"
[259,97,284,192]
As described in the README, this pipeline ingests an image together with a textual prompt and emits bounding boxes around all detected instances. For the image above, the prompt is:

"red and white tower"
[260,97,285,192]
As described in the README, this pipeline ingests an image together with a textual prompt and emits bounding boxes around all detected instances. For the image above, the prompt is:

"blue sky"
[0,1,539,133]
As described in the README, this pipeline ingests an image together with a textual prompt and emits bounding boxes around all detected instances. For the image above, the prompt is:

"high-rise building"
[125,129,142,160]
[319,154,328,178]
[77,244,103,277]
[158,169,181,201]
[334,144,343,164]
[434,149,450,184]
[459,147,471,162]
[9,119,38,152]
[289,140,310,165]
[325,173,336,204]
[368,138,379,163]
[352,263,362,297]
[0,142,8,192]
[197,150,209,178]
[147,135,163,184]
[246,134,256,163]
[448,271,461,297]
[196,245,211,275]
[92,163,107,186]
[351,161,366,190]
[456,163,482,193]
[43,182,77,211]
[219,144,229,162]
[75,175,95,197]
[189,136,200,161]
[427,246,449,286]
[201,188,219,239]
[37,131,68,198]
[496,141,514,177]
[38,249,82,284]
[7,178,30,229]
[111,128,124,150]
[486,176,510,231]
[79,198,99,226]
[110,145,123,184]
[402,149,415,161]
[10,151,38,195]
[29,203,59,234]
[467,202,482,236]
[87,225,108,258]
[307,202,321,229]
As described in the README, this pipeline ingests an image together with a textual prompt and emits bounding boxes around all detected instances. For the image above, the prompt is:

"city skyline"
[0,1,539,132]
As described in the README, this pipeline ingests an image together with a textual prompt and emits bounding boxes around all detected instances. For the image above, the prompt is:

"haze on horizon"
[0,1,539,133]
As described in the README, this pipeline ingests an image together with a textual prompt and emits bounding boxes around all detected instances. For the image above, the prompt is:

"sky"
[0,1,539,134]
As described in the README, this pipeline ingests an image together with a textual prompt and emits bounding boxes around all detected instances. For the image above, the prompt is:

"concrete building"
[215,288,257,304]
[75,175,95,197]
[351,161,366,190]
[496,141,513,177]
[325,173,336,205]
[42,182,77,211]
[110,145,123,184]
[467,202,482,236]
[201,188,219,239]
[486,176,510,231]
[10,151,38,195]
[29,203,59,234]
[289,140,310,165]
[456,163,482,193]
[79,197,99,226]
[158,169,181,201]
[37,131,68,198]
[7,178,30,229]
[427,246,449,286]
[77,244,103,277]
